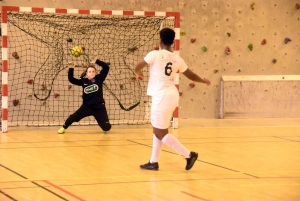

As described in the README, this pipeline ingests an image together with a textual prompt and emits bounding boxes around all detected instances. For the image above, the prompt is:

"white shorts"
[151,87,179,129]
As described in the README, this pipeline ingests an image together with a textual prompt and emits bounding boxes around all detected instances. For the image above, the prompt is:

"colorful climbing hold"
[12,52,19,59]
[227,32,231,37]
[225,46,231,55]
[201,46,208,52]
[128,46,138,52]
[248,43,253,51]
[190,38,196,43]
[27,78,34,85]
[272,59,277,64]
[189,82,195,88]
[54,93,60,99]
[13,99,20,106]
[250,2,255,10]
[261,39,267,45]
[284,37,292,44]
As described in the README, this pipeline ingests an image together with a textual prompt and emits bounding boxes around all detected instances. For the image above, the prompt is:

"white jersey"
[144,50,188,96]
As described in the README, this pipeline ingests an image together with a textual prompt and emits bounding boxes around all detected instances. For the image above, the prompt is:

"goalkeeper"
[58,57,111,134]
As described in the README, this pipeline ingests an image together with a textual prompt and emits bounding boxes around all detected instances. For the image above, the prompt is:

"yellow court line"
[240,183,300,187]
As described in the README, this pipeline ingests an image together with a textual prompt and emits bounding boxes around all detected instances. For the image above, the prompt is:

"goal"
[1,6,180,132]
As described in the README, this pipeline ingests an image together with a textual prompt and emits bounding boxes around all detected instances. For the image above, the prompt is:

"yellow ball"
[71,46,82,57]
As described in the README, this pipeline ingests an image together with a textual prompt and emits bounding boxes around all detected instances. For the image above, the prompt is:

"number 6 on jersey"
[165,62,173,76]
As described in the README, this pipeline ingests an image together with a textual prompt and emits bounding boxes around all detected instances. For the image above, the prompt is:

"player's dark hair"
[80,66,97,78]
[159,28,175,46]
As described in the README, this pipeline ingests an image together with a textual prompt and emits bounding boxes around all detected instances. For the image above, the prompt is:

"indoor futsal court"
[1,1,300,201]
[0,119,300,200]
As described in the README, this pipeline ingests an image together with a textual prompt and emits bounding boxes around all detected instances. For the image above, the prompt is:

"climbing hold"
[67,38,73,42]
[68,85,72,90]
[248,43,253,51]
[154,45,159,50]
[261,39,267,45]
[179,92,183,96]
[225,46,231,55]
[296,3,300,9]
[190,38,196,43]
[272,59,277,64]
[227,32,231,37]
[41,84,47,91]
[189,82,195,88]
[130,77,136,82]
[13,99,19,106]
[128,46,138,52]
[250,2,255,10]
[54,93,60,99]
[180,31,186,36]
[201,46,208,52]
[12,52,19,59]
[27,78,34,85]
[284,37,291,44]
[238,69,241,73]
[213,69,219,73]
[79,29,86,34]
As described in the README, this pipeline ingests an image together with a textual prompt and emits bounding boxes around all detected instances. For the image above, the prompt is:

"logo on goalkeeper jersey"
[84,84,99,94]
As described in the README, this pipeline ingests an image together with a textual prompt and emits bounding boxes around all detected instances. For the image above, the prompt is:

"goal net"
[1,7,179,130]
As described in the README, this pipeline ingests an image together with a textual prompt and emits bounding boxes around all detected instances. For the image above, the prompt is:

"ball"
[71,46,83,57]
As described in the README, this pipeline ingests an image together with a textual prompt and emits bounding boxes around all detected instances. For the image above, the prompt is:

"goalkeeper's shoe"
[58,127,65,134]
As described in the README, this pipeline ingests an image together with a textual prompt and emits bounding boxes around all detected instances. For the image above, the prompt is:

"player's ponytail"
[80,69,87,78]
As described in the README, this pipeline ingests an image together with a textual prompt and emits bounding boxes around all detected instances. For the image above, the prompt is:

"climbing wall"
[1,0,300,120]
[173,0,300,118]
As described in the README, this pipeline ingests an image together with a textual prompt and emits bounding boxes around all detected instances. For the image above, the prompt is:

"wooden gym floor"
[0,118,299,201]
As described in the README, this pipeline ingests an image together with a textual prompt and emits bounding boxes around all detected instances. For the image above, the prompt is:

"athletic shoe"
[140,162,159,171]
[186,151,198,170]
[58,127,65,134]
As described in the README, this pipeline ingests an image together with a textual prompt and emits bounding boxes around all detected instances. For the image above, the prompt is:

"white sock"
[161,134,190,158]
[150,134,163,163]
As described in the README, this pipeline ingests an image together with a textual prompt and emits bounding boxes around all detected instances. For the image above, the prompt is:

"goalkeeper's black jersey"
[68,60,109,110]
